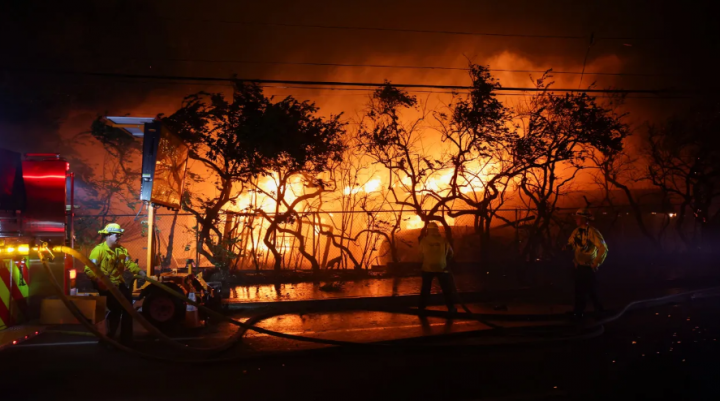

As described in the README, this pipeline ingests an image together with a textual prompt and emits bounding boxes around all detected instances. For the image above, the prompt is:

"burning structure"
[75,66,720,276]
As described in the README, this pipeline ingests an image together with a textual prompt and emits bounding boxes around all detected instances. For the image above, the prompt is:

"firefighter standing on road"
[85,223,145,344]
[418,222,457,314]
[564,208,608,318]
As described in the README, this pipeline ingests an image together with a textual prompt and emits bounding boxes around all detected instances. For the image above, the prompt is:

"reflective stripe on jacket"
[567,226,608,269]
[84,242,141,285]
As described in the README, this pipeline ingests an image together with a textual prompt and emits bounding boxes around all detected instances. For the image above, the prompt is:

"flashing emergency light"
[0,244,32,256]
[68,269,77,280]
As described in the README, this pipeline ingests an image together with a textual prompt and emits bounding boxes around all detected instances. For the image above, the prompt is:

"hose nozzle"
[39,242,56,261]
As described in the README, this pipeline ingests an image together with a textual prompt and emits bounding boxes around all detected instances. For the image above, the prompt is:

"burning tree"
[357,83,457,243]
[313,140,398,270]
[231,83,345,272]
[162,84,258,271]
[164,82,345,273]
[514,76,627,261]
[435,64,523,261]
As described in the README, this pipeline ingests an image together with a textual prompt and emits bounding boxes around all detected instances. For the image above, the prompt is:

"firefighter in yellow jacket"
[563,208,608,318]
[85,223,145,344]
[418,222,457,313]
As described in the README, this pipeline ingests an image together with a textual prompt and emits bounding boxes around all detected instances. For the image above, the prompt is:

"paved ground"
[3,289,720,400]
[226,272,512,303]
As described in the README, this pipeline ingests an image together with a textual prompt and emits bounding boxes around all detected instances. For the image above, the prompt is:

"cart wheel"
[142,288,185,331]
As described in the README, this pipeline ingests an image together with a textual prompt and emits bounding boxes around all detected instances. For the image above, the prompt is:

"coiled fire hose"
[38,245,720,362]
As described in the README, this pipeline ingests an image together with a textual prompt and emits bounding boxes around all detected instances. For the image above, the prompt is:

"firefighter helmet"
[98,223,124,235]
[573,208,594,220]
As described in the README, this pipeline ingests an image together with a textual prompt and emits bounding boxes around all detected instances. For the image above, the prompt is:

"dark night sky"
[1,0,718,157]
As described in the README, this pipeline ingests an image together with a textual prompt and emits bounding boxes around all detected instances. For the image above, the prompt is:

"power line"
[83,78,692,99]
[91,78,689,99]
[257,85,691,99]
[1,67,671,94]
[41,54,667,77]
[578,33,595,89]
[161,17,661,41]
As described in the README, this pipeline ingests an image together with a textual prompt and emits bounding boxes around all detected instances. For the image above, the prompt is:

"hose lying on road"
[39,246,720,363]
[39,247,599,363]
[54,246,460,348]
[125,274,720,348]
[448,268,503,329]
[38,251,272,363]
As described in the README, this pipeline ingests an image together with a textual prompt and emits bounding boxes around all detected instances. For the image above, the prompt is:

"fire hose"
[38,245,720,363]
[448,268,504,329]
[40,245,249,355]
[43,247,517,351]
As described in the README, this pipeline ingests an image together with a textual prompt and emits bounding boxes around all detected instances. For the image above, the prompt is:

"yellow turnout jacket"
[419,234,454,273]
[566,226,608,270]
[84,242,141,285]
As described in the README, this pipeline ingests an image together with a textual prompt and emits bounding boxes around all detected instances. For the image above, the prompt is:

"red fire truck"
[0,149,74,329]
[1,118,221,332]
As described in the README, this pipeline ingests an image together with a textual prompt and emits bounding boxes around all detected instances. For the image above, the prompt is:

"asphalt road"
[3,292,720,400]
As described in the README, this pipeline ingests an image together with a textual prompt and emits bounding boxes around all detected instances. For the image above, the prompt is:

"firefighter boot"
[106,310,121,339]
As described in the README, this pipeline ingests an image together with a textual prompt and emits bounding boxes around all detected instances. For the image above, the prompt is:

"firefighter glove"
[136,270,147,287]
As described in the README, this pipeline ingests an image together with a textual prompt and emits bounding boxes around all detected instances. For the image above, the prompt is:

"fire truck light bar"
[0,244,30,256]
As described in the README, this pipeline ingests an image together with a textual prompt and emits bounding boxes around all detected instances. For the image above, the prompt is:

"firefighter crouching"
[418,222,457,314]
[563,208,608,318]
[85,223,146,344]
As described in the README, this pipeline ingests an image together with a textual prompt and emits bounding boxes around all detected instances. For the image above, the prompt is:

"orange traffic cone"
[184,292,202,328]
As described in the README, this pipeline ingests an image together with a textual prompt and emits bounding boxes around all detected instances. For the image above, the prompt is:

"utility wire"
[578,32,595,89]
[98,79,690,99]
[34,54,670,77]
[257,85,691,99]
[0,67,672,94]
